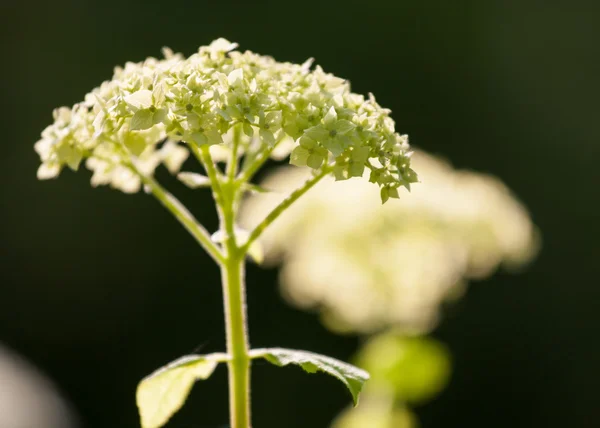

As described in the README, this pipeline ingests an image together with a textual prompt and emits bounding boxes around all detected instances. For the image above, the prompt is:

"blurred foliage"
[332,334,450,428]
[356,334,451,405]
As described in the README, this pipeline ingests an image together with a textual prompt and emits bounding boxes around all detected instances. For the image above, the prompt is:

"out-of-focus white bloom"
[240,151,540,333]
[0,344,77,428]
[35,39,416,199]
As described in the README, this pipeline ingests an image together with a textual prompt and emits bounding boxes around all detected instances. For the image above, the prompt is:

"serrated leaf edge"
[249,347,369,406]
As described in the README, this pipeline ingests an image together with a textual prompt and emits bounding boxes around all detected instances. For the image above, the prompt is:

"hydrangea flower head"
[35,38,417,201]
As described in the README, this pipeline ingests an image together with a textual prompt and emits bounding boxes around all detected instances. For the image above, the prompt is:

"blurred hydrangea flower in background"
[240,150,539,427]
[240,150,540,334]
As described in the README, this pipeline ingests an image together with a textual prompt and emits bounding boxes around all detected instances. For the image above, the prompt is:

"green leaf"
[250,348,369,406]
[177,172,211,189]
[136,353,227,428]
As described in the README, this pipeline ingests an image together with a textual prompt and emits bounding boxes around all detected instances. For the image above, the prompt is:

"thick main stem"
[218,138,251,428]
[221,252,251,428]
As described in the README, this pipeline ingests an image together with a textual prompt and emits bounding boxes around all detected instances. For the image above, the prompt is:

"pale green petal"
[304,125,329,142]
[152,108,168,125]
[152,82,166,105]
[206,129,224,146]
[323,106,338,127]
[177,172,211,188]
[131,109,155,131]
[352,146,370,163]
[66,150,83,171]
[37,162,61,180]
[348,162,365,177]
[299,135,317,149]
[125,90,153,109]
[260,129,275,146]
[92,110,106,137]
[227,68,244,87]
[290,146,311,166]
[124,133,147,156]
[334,120,356,135]
[243,122,254,137]
[191,132,208,146]
[307,153,324,169]
[266,110,282,127]
[323,138,344,157]
[208,38,238,52]
[380,186,389,204]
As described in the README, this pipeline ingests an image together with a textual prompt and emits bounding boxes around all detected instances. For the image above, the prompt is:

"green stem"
[209,144,251,428]
[129,162,225,264]
[227,124,242,181]
[236,133,285,184]
[191,144,227,226]
[221,251,251,428]
[240,167,330,254]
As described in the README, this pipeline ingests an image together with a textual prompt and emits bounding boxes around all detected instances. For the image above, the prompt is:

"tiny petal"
[124,90,153,109]
[37,163,61,179]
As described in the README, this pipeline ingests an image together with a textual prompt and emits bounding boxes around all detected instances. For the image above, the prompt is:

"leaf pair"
[136,348,369,428]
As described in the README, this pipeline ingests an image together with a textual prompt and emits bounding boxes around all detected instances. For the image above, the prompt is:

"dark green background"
[1,1,599,427]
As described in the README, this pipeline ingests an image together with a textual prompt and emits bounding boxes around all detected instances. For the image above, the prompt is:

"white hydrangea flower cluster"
[35,39,416,199]
[240,151,540,334]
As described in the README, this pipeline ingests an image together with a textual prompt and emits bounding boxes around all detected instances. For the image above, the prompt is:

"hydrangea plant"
[35,39,418,428]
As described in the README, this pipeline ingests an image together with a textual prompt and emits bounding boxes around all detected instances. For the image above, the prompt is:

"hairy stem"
[130,162,225,264]
[240,167,330,254]
[190,144,227,226]
[216,147,251,428]
[221,252,251,428]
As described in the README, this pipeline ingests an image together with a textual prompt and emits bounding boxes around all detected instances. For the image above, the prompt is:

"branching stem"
[129,160,225,264]
[240,166,330,254]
